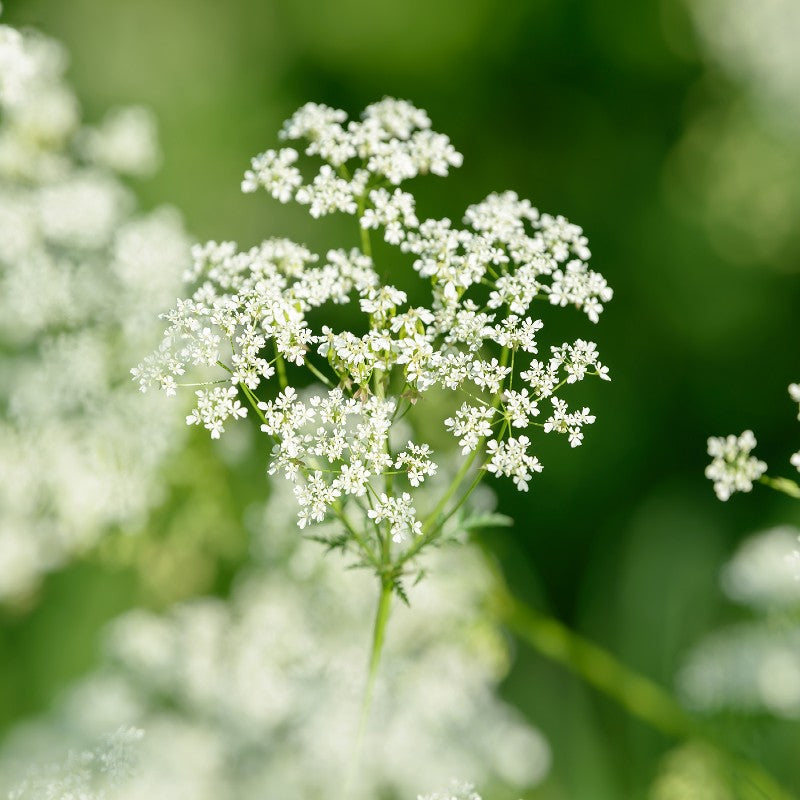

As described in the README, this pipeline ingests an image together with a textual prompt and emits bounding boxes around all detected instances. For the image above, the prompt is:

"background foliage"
[2,0,799,797]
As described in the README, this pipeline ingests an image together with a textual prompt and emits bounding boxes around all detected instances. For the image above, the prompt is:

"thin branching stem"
[488,568,797,800]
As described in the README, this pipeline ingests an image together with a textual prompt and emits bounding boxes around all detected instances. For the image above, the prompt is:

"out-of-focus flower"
[669,0,800,269]
[0,474,550,799]
[677,527,800,719]
[678,623,800,719]
[704,430,766,501]
[6,727,144,800]
[648,742,733,800]
[720,526,800,609]
[0,19,191,603]
[687,0,800,125]
[417,780,482,800]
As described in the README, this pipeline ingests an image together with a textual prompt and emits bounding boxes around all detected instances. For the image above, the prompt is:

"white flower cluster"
[720,527,800,610]
[704,430,767,501]
[672,0,800,270]
[687,0,800,124]
[135,99,612,565]
[0,478,550,800]
[417,780,482,800]
[679,615,800,720]
[6,727,144,800]
[791,383,800,471]
[0,21,191,602]
[0,17,36,105]
[705,382,800,501]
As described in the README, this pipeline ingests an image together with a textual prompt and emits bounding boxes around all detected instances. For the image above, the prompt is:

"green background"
[2,0,799,797]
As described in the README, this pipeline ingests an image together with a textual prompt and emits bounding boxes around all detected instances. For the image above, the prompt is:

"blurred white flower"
[678,623,800,718]
[720,526,800,609]
[670,0,800,269]
[0,478,550,799]
[5,727,144,800]
[77,106,160,177]
[704,430,767,501]
[687,0,800,127]
[0,21,191,602]
[678,527,800,720]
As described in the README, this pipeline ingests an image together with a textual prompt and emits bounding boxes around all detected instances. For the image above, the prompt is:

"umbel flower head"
[705,382,800,501]
[135,98,612,585]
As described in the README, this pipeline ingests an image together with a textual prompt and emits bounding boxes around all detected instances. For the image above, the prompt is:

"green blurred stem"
[357,194,372,258]
[305,358,333,388]
[493,581,695,739]
[421,445,481,535]
[348,577,393,794]
[273,344,288,389]
[360,578,393,731]
[490,574,797,800]
[418,346,510,540]
[759,474,800,499]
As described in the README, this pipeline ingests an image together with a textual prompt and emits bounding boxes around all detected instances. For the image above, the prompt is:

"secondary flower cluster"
[0,18,190,601]
[0,477,550,800]
[135,99,612,569]
[705,383,800,501]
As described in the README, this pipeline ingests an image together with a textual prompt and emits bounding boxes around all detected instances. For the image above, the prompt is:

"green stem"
[759,475,800,499]
[420,446,482,535]
[274,344,288,390]
[305,358,334,388]
[490,573,797,800]
[433,467,487,535]
[348,578,393,792]
[418,347,511,539]
[330,504,380,570]
[357,194,372,259]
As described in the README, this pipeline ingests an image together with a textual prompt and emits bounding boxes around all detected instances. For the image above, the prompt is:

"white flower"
[418,780,482,800]
[333,459,371,497]
[520,359,560,398]
[0,23,35,105]
[241,147,303,201]
[136,97,612,544]
[367,491,423,542]
[790,383,800,419]
[294,470,341,528]
[543,397,595,447]
[0,21,191,602]
[186,386,247,439]
[503,388,539,428]
[295,164,360,218]
[721,527,800,609]
[488,315,543,353]
[0,498,552,797]
[546,259,613,323]
[78,106,160,176]
[485,436,542,491]
[395,442,438,487]
[705,430,768,501]
[470,358,511,394]
[445,403,495,454]
[360,187,419,244]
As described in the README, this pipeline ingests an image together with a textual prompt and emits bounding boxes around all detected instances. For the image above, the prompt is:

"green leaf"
[459,512,514,531]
